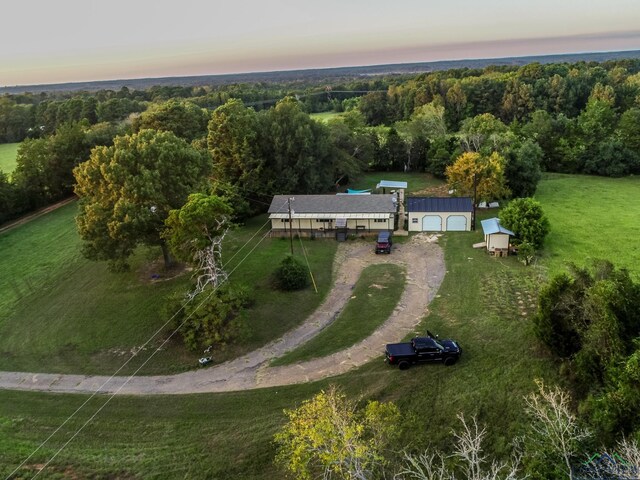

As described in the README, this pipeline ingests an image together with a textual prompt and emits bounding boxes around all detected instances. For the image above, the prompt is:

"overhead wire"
[6,199,289,480]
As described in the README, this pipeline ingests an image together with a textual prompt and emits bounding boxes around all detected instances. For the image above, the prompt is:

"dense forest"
[1,57,640,226]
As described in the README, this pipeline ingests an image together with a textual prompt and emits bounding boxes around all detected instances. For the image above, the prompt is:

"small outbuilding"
[407,197,473,232]
[480,217,514,256]
[268,194,396,238]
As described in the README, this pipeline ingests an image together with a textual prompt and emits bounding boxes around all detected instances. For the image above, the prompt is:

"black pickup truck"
[385,332,461,369]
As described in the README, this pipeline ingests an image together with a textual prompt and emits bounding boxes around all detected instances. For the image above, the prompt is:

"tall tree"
[505,139,543,197]
[74,129,211,271]
[498,197,549,249]
[446,151,510,202]
[133,99,210,141]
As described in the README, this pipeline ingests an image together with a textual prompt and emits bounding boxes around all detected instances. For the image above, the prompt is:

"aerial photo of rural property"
[2,1,640,478]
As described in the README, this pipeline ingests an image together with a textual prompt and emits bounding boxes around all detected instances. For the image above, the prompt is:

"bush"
[275,255,309,291]
[167,284,251,351]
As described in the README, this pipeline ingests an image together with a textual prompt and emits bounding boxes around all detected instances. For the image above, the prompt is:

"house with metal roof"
[268,194,396,238]
[480,217,514,256]
[407,197,474,232]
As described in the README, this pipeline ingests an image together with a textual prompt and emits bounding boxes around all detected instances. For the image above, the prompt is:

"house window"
[281,218,289,223]
[316,219,333,223]
[412,218,418,224]
[373,219,387,223]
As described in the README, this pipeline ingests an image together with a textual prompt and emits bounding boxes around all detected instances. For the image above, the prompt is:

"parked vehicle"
[385,331,461,369]
[375,231,393,254]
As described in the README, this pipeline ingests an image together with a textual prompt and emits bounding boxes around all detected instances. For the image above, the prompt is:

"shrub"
[167,284,251,351]
[275,255,309,291]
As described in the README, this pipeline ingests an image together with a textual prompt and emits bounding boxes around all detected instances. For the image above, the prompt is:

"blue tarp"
[345,189,371,194]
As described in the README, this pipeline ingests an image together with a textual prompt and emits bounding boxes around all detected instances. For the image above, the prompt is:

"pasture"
[309,111,344,123]
[0,142,19,173]
[0,208,337,375]
[0,210,561,478]
[535,173,640,277]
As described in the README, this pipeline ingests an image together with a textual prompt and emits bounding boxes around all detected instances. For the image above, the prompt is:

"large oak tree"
[74,129,211,271]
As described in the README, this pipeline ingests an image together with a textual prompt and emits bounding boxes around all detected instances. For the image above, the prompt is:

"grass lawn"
[347,171,445,195]
[309,111,344,123]
[535,173,640,278]
[0,209,337,375]
[0,142,19,174]
[271,263,405,366]
[0,218,561,479]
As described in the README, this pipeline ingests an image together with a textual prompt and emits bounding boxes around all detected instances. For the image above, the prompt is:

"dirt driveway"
[0,234,445,395]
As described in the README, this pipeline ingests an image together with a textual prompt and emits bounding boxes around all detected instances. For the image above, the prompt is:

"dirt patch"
[137,258,190,284]
[413,184,451,197]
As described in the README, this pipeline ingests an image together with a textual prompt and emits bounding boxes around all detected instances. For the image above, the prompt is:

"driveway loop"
[0,234,444,395]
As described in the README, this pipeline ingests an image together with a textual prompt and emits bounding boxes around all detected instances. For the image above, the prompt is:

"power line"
[7,201,288,480]
[30,224,276,479]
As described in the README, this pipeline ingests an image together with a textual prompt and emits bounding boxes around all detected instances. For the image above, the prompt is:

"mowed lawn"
[272,263,405,365]
[536,173,640,277]
[0,207,337,375]
[0,142,19,173]
[0,220,561,479]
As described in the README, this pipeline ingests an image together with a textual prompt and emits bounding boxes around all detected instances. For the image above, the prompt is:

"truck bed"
[385,343,415,356]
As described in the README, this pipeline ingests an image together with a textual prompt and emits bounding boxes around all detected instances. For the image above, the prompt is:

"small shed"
[407,197,473,232]
[480,218,514,256]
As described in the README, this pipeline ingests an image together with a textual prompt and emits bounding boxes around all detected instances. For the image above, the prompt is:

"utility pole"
[288,197,294,255]
[472,173,478,231]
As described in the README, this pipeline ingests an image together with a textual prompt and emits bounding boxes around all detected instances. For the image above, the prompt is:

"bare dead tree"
[523,379,591,480]
[395,414,525,480]
[578,438,640,480]
[188,217,229,299]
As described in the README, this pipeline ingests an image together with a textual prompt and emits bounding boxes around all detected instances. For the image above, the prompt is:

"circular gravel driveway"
[0,235,444,395]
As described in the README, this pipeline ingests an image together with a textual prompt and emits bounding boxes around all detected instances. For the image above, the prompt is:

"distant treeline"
[2,56,640,225]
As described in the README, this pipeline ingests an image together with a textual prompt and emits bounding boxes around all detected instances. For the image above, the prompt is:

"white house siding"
[408,212,472,232]
[485,233,510,250]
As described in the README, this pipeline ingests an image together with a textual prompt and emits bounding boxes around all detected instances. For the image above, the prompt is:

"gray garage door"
[446,215,467,231]
[422,215,442,231]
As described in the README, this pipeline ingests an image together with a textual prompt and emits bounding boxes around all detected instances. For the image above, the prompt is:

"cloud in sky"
[1,0,640,85]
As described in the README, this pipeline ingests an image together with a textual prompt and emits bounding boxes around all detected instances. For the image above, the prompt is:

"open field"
[0,209,337,375]
[536,173,640,278]
[309,111,344,122]
[0,143,19,173]
[272,263,405,365]
[0,212,560,478]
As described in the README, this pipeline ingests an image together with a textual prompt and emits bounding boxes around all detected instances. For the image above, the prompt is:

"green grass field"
[0,209,337,375]
[272,263,405,365]
[0,220,559,479]
[0,143,19,174]
[347,171,445,195]
[310,111,344,123]
[536,173,640,277]
[6,173,635,478]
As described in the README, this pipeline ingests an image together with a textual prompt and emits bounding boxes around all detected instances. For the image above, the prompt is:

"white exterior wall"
[485,233,510,250]
[271,216,393,232]
[408,212,472,232]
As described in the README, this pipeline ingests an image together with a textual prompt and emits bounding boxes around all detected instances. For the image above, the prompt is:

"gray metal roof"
[481,217,515,236]
[407,197,473,213]
[268,194,396,215]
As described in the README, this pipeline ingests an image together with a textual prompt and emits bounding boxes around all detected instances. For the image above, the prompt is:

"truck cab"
[375,231,393,254]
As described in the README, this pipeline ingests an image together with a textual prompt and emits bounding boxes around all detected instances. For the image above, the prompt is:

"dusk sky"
[2,0,640,86]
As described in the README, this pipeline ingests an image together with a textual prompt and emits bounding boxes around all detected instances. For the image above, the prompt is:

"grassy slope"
[536,173,640,277]
[0,209,336,375]
[0,143,19,174]
[0,218,560,479]
[272,263,405,365]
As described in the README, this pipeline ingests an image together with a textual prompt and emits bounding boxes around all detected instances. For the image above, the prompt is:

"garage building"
[407,197,473,232]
